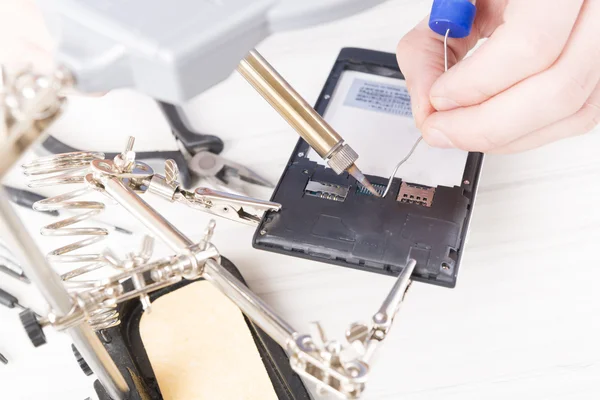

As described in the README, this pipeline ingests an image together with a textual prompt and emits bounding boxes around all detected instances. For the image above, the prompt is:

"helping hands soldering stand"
[23,144,416,399]
[0,66,415,399]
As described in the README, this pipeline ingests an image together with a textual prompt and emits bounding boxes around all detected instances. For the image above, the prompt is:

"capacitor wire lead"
[444,28,450,72]
[382,29,449,199]
[382,137,423,198]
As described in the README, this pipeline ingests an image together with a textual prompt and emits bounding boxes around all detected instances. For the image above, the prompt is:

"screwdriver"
[429,0,477,71]
[237,50,381,197]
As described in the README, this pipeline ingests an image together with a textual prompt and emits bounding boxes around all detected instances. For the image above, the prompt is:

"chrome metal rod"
[0,193,129,399]
[103,178,191,251]
[0,79,63,179]
[203,259,296,346]
[376,259,416,320]
[104,177,298,347]
[237,49,342,159]
[363,259,416,364]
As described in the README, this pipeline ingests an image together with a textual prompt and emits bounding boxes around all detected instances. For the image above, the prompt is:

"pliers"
[39,101,273,194]
[187,151,273,196]
[158,102,273,196]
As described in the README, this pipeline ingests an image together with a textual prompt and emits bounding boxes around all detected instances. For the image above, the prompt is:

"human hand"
[396,0,600,153]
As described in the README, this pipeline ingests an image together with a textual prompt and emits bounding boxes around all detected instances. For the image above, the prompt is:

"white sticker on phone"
[343,78,412,117]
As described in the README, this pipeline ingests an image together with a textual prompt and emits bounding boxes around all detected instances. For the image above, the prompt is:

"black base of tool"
[88,257,311,400]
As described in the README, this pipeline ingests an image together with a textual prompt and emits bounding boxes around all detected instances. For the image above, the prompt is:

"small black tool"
[3,185,59,216]
[0,241,30,284]
[0,287,27,311]
[0,264,30,284]
[0,352,8,365]
[20,309,46,347]
[1,289,44,346]
[39,102,225,189]
[156,101,224,155]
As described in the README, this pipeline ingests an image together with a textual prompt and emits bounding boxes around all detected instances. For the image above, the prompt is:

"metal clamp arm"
[102,172,368,398]
[23,136,415,399]
[146,159,281,225]
[345,260,416,365]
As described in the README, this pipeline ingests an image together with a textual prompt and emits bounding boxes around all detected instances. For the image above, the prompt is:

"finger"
[430,0,585,111]
[422,0,600,151]
[396,17,478,130]
[489,80,600,154]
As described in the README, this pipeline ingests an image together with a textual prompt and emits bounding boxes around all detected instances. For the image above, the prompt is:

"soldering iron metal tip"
[347,164,381,197]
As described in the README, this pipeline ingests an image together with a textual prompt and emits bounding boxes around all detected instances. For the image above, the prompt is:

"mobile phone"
[253,48,483,288]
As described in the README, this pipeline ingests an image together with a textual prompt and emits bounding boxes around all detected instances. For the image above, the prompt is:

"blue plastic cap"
[429,0,476,39]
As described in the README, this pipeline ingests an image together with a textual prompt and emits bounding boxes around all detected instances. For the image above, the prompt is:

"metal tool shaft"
[203,259,296,346]
[0,71,128,399]
[103,178,190,250]
[103,177,298,348]
[0,194,129,400]
[363,259,416,364]
[376,259,416,320]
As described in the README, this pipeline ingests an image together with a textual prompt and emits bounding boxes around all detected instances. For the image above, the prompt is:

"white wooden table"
[2,0,600,399]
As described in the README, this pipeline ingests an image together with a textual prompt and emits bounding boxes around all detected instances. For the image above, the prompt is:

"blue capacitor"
[429,0,476,39]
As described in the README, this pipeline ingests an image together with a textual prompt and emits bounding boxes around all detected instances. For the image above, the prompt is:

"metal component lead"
[444,28,450,72]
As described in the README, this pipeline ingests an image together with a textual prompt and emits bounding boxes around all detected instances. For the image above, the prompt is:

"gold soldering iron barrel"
[237,50,357,174]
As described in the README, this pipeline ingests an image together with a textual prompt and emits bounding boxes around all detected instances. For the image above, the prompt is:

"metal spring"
[23,152,107,268]
[23,151,107,264]
[22,151,122,330]
[87,306,121,330]
[74,290,121,331]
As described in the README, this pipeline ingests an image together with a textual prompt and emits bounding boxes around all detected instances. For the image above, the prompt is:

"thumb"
[396,17,478,135]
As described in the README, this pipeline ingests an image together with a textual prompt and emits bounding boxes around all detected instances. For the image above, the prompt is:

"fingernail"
[431,96,460,111]
[425,128,455,148]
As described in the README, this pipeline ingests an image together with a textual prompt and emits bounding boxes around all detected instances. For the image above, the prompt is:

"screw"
[260,229,267,235]
[125,136,135,152]
[165,159,179,185]
[442,263,450,270]
[374,313,386,324]
[324,94,331,100]
[298,152,305,157]
[348,365,360,378]
[463,180,470,185]
[202,220,217,245]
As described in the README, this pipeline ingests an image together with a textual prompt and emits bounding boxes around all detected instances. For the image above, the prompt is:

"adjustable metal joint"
[147,159,181,201]
[288,332,369,399]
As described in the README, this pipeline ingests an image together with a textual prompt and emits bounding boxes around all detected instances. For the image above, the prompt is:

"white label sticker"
[343,78,413,117]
